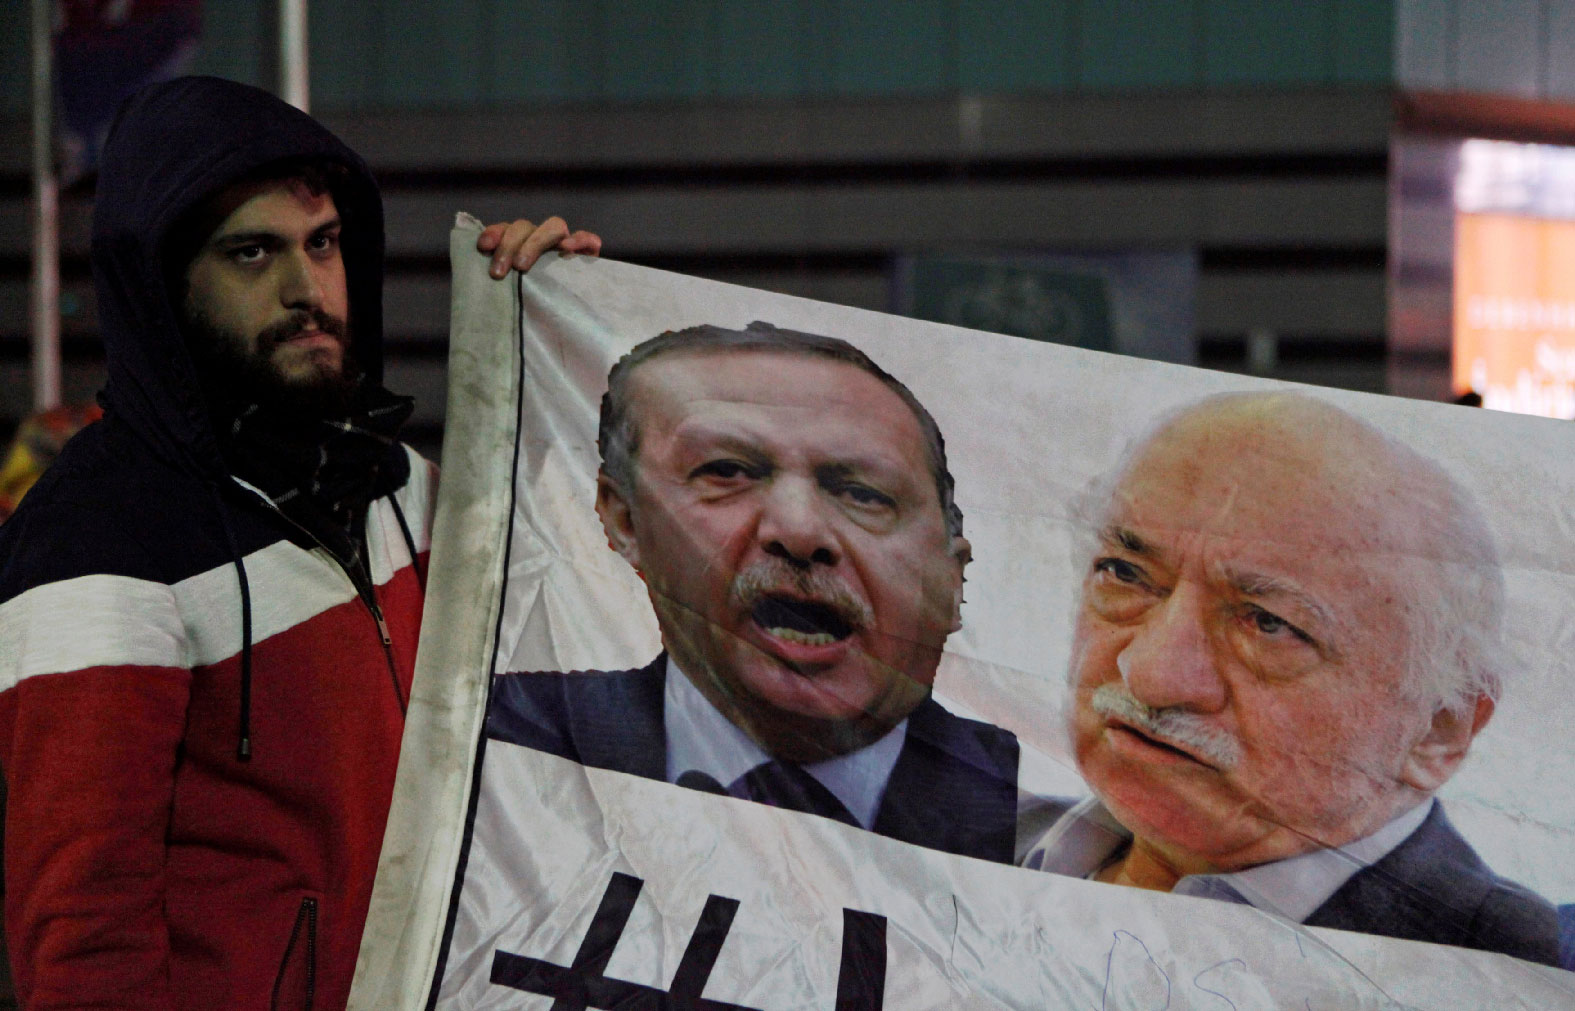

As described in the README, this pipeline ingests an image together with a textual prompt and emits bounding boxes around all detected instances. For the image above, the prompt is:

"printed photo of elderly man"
[1022,391,1563,968]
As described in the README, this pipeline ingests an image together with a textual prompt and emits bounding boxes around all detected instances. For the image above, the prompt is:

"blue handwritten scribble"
[1100,930,1171,1010]
[1192,958,1247,1011]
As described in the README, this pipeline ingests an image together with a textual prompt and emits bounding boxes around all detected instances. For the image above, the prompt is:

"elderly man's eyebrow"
[670,422,761,451]
[816,456,905,484]
[1223,565,1339,631]
[1099,524,1152,555]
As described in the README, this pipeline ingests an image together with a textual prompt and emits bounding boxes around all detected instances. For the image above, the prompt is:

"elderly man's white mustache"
[1091,683,1244,770]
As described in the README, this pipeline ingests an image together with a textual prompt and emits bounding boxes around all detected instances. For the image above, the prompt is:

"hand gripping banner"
[351,216,1575,1009]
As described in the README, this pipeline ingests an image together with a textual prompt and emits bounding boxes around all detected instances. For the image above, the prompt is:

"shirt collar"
[661,656,908,829]
[1022,795,1435,923]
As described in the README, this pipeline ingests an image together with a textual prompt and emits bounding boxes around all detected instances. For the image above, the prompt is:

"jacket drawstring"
[211,483,255,761]
[210,482,413,764]
[388,494,425,593]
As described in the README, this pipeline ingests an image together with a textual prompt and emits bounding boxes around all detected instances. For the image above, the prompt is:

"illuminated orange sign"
[1454,212,1575,417]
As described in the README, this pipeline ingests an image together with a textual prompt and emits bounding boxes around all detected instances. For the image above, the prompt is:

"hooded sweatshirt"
[0,76,434,1011]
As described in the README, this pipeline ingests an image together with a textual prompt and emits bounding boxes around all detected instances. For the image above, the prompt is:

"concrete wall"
[1,1,1395,114]
[1397,0,1575,100]
[0,2,1398,451]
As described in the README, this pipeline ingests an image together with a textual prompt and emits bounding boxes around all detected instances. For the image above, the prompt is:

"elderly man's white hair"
[1072,390,1505,718]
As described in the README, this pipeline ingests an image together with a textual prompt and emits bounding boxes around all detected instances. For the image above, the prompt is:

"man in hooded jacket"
[0,76,598,1009]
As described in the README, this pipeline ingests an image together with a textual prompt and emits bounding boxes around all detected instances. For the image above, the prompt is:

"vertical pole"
[30,0,61,412]
[280,0,309,111]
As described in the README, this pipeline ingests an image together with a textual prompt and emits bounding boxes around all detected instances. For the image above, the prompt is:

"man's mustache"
[729,559,874,634]
[1090,683,1243,770]
[256,310,348,352]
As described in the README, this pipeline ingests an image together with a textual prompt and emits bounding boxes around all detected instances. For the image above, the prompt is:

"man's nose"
[757,476,839,568]
[278,250,325,309]
[1117,583,1227,712]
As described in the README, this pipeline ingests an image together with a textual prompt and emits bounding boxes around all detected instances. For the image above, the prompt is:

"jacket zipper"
[232,479,409,714]
[369,598,407,715]
[303,897,317,1011]
[271,896,318,1011]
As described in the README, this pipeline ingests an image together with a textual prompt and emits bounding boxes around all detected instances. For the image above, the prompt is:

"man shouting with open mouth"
[486,321,1021,863]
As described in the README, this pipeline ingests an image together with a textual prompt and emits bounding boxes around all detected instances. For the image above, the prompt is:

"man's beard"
[183,307,364,420]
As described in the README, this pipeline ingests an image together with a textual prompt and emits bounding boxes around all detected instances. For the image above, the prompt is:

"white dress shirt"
[662,656,908,830]
[1020,794,1435,922]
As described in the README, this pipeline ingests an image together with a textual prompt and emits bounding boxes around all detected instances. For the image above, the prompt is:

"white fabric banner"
[352,217,1575,1009]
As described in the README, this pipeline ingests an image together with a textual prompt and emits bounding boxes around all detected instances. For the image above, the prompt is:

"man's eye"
[1244,605,1313,644]
[309,232,338,253]
[230,245,266,264]
[690,459,757,481]
[1092,557,1144,585]
[1084,556,1157,621]
[838,483,895,509]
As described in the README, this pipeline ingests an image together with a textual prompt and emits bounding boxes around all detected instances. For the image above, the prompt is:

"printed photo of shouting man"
[486,322,1020,862]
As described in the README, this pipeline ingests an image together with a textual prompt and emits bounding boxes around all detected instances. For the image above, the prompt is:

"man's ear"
[595,473,641,571]
[947,535,973,632]
[1400,694,1494,793]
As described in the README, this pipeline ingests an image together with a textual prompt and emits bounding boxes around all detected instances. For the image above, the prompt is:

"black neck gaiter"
[219,383,414,584]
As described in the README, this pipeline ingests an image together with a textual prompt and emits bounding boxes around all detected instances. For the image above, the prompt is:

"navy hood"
[92,75,386,480]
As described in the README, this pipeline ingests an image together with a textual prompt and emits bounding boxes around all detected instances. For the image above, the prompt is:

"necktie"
[728,761,861,828]
[675,770,728,796]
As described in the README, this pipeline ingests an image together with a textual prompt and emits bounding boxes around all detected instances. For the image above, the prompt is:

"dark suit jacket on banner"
[1302,803,1562,968]
[487,656,1021,863]
[1029,796,1562,968]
